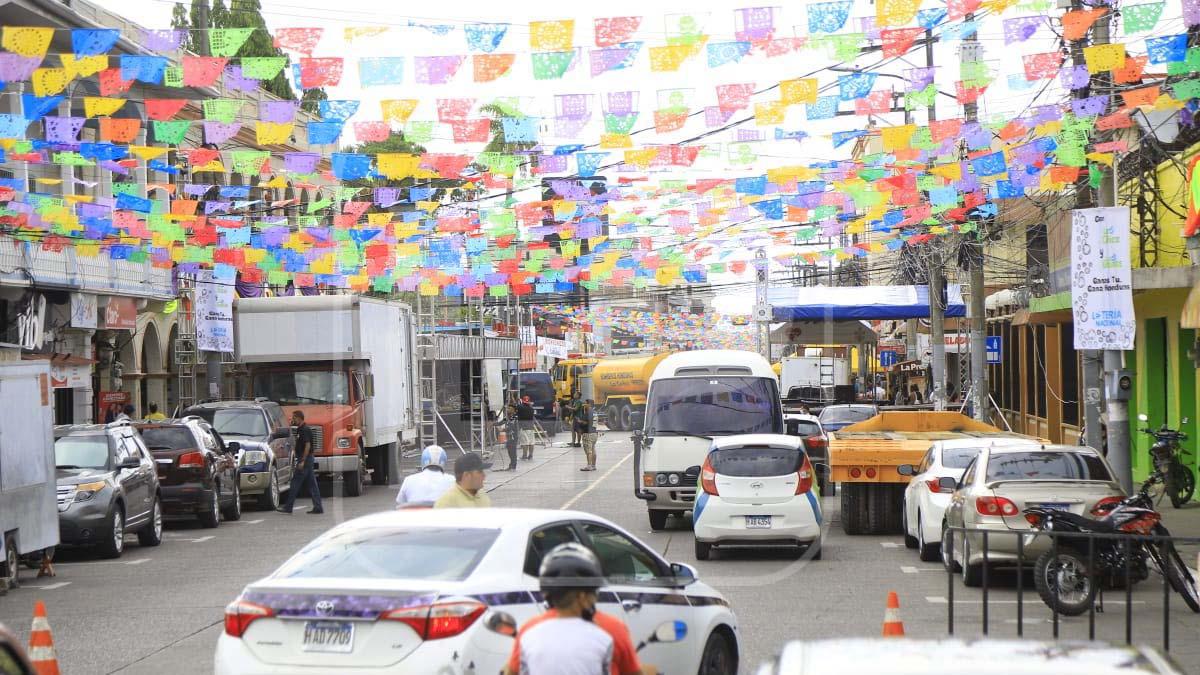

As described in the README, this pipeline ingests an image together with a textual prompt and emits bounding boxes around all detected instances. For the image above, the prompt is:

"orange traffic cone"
[28,601,60,675]
[882,591,905,637]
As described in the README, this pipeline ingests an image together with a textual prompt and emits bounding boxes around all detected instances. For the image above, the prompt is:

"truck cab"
[551,356,598,403]
[635,350,783,530]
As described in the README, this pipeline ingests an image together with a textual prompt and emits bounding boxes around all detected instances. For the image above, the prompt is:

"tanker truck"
[552,352,672,431]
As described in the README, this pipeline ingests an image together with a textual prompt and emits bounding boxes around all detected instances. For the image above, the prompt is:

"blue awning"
[769,285,966,321]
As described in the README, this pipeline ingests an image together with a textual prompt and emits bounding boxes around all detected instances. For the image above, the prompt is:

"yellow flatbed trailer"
[829,411,1036,534]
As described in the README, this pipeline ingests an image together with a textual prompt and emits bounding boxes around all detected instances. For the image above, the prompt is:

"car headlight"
[74,480,107,502]
[240,450,268,465]
[655,473,668,486]
[336,438,352,449]
[668,473,681,486]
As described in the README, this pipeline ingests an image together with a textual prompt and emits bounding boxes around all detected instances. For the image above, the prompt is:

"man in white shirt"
[396,444,455,507]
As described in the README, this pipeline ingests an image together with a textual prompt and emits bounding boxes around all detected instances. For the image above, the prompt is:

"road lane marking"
[190,535,214,543]
[51,558,149,567]
[230,519,264,524]
[124,558,150,565]
[881,542,900,548]
[560,451,633,511]
[901,566,942,573]
[25,582,71,590]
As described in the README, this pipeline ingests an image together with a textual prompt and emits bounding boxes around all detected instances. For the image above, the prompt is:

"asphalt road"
[1,431,1196,673]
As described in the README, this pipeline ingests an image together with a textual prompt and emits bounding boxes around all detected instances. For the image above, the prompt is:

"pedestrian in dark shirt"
[278,410,323,514]
[499,404,519,471]
[578,399,598,471]
[516,397,536,460]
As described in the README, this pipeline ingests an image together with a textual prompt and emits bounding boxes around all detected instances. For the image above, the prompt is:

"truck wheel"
[841,484,864,535]
[606,405,623,431]
[370,446,389,486]
[619,404,633,431]
[344,448,365,497]
[2,534,18,590]
[867,486,891,535]
[648,510,668,531]
[886,485,906,534]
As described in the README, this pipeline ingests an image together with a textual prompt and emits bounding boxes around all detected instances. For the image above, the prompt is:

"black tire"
[1034,546,1097,616]
[98,506,125,559]
[941,521,961,573]
[648,510,668,531]
[695,540,712,561]
[2,534,19,590]
[344,448,365,497]
[917,510,940,562]
[841,484,865,535]
[902,504,918,549]
[885,485,906,534]
[867,486,891,535]
[198,488,220,528]
[605,405,622,431]
[962,535,984,587]
[137,497,163,547]
[370,447,389,486]
[697,630,737,675]
[807,540,822,560]
[1157,541,1200,613]
[1168,461,1195,509]
[221,482,242,521]
[258,470,281,511]
[618,404,633,431]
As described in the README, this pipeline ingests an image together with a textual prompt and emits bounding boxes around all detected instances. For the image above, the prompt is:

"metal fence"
[942,525,1200,652]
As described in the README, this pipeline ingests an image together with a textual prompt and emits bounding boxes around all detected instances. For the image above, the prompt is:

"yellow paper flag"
[377,153,422,180]
[255,121,294,145]
[649,44,693,72]
[1083,43,1125,73]
[32,68,69,97]
[880,124,916,152]
[380,99,419,124]
[754,101,786,126]
[83,97,126,118]
[344,26,388,42]
[62,54,108,79]
[128,145,169,161]
[780,78,819,105]
[529,20,574,51]
[876,0,920,27]
[3,27,54,58]
[600,133,633,149]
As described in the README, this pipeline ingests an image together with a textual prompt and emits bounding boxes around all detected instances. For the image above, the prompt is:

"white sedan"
[214,508,740,674]
[899,438,1036,562]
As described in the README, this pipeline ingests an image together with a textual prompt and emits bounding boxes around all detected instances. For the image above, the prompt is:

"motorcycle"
[1138,413,1196,509]
[1024,477,1200,616]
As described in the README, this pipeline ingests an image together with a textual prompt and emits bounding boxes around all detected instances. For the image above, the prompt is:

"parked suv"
[135,418,241,527]
[54,423,163,559]
[181,400,294,511]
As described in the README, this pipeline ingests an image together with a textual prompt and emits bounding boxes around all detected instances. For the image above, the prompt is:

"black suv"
[181,400,294,511]
[54,423,163,559]
[135,417,241,527]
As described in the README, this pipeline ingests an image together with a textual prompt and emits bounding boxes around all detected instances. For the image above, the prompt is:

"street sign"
[880,350,898,367]
[985,336,1002,364]
[753,303,771,322]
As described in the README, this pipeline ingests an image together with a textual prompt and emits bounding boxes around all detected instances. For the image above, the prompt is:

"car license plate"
[745,515,772,529]
[302,621,354,653]
[1036,502,1070,511]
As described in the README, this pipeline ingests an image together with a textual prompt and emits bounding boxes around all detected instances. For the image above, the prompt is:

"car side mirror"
[117,457,140,470]
[484,611,517,637]
[629,411,645,430]
[938,476,959,491]
[897,464,915,476]
[269,428,291,441]
[670,562,698,585]
[226,441,241,454]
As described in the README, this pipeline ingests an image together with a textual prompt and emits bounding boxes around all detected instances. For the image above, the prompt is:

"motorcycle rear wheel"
[1167,460,1195,509]
[1034,547,1097,616]
[1155,540,1200,613]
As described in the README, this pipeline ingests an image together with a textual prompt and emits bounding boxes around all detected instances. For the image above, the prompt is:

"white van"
[634,350,783,530]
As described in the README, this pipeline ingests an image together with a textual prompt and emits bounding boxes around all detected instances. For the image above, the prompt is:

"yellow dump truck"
[551,352,672,431]
[830,411,1035,535]
[552,356,600,403]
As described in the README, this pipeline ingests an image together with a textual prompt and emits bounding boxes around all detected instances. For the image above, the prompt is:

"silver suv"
[54,422,163,558]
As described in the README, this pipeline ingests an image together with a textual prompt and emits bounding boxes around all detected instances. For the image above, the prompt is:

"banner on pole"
[1071,207,1135,350]
[196,269,235,353]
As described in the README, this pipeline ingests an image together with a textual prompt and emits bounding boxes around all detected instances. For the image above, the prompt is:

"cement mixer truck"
[552,352,672,431]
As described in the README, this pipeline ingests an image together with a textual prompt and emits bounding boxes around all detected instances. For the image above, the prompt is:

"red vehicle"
[135,418,241,528]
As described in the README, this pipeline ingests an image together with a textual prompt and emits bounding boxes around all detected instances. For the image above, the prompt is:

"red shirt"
[506,609,641,675]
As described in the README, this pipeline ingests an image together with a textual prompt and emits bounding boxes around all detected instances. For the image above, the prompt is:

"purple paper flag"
[906,67,936,92]
[414,55,465,85]
[1186,0,1200,26]
[260,100,299,124]
[202,120,241,144]
[554,117,589,138]
[604,91,635,116]
[589,45,639,76]
[224,65,257,92]
[183,183,213,197]
[283,152,320,173]
[556,93,591,118]
[537,154,569,172]
[374,187,401,207]
[0,55,40,83]
[141,29,186,52]
[735,7,776,40]
[705,106,735,127]
[44,116,86,144]
[1059,64,1090,90]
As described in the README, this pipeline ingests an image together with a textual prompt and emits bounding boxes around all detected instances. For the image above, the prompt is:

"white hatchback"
[899,437,1037,562]
[214,508,740,674]
[693,434,822,561]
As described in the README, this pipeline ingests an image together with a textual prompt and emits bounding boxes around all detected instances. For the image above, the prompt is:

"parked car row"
[53,400,297,561]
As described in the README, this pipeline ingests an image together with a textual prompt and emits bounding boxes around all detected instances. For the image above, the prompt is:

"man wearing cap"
[434,452,492,508]
[396,443,455,507]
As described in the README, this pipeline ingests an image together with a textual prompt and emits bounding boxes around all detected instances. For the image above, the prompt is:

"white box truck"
[780,355,851,397]
[234,295,419,492]
[0,360,57,592]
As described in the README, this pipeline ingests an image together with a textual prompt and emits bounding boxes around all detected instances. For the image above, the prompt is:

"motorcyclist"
[394,443,455,507]
[505,543,655,675]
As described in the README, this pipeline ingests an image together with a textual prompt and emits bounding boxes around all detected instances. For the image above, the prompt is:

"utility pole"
[194,0,222,401]
[926,32,947,411]
[754,248,770,360]
[961,13,988,421]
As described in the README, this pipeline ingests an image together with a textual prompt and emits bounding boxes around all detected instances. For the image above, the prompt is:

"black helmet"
[538,543,605,595]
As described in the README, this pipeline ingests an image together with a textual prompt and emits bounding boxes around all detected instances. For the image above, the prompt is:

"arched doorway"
[140,321,164,419]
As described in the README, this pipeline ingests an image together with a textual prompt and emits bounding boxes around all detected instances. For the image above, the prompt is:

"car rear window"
[275,527,499,581]
[792,421,821,437]
[819,406,876,425]
[139,427,196,451]
[942,446,984,469]
[985,451,1113,482]
[710,446,803,477]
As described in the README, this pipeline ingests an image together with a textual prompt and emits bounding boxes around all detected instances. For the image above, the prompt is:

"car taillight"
[179,451,205,469]
[976,496,1019,517]
[926,478,954,494]
[1024,512,1043,527]
[849,467,862,478]
[224,600,273,638]
[804,435,827,451]
[1091,496,1124,515]
[700,456,718,496]
[795,456,814,494]
[381,600,486,640]
[865,467,877,479]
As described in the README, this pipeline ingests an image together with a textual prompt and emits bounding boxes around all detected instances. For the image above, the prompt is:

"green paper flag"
[1121,3,1164,33]
[405,121,433,143]
[163,66,183,88]
[531,51,574,80]
[209,27,256,58]
[240,57,288,80]
[307,198,333,214]
[152,120,191,144]
[203,99,242,124]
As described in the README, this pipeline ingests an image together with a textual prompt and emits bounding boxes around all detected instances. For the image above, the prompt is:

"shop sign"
[1071,207,1135,350]
[70,293,97,329]
[101,296,136,331]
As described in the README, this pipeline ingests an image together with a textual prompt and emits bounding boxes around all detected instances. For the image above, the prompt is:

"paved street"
[2,431,1197,673]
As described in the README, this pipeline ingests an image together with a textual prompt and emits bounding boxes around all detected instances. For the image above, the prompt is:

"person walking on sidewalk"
[434,452,491,508]
[277,410,323,514]
[578,399,598,472]
[498,404,519,471]
[516,396,536,460]
[567,395,583,447]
